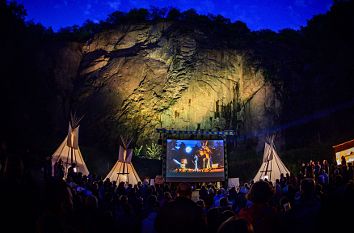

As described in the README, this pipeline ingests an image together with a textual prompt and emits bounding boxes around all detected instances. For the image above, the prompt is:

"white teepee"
[253,137,290,183]
[105,136,141,185]
[51,114,89,177]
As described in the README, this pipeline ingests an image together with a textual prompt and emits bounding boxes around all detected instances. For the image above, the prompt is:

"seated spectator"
[208,207,225,233]
[142,195,159,233]
[239,183,250,194]
[67,163,77,180]
[220,197,232,212]
[238,181,279,233]
[196,199,206,209]
[160,191,172,207]
[317,169,329,187]
[220,210,235,223]
[54,159,64,180]
[199,185,208,201]
[154,183,207,233]
[213,188,226,207]
[284,178,321,233]
[218,217,254,233]
[228,186,237,204]
[36,179,77,233]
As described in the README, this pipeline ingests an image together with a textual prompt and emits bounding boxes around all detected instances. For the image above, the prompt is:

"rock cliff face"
[72,22,280,147]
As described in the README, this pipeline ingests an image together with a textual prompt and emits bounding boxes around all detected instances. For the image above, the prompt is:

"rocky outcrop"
[73,22,280,147]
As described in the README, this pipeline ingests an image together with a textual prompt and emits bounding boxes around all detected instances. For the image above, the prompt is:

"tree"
[181,9,198,21]
[107,11,126,25]
[146,143,162,160]
[126,8,150,22]
[134,145,143,158]
[150,7,168,21]
[167,7,181,21]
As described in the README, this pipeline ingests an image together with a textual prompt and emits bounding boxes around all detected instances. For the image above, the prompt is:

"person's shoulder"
[158,197,197,214]
[175,196,196,204]
[173,197,203,210]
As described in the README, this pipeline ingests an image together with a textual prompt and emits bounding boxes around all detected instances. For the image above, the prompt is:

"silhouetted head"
[119,195,128,203]
[220,197,230,207]
[218,217,254,233]
[176,182,192,198]
[196,199,205,208]
[221,210,235,222]
[300,178,315,197]
[45,179,73,213]
[85,195,98,210]
[246,180,274,204]
[147,195,159,208]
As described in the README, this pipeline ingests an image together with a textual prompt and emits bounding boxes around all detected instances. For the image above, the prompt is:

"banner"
[228,177,239,188]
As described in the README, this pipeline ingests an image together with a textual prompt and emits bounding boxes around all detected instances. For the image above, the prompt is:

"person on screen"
[173,158,187,172]
[199,141,212,171]
[193,154,199,172]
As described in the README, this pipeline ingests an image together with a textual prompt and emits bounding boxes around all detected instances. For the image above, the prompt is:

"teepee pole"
[264,159,270,179]
[56,140,66,163]
[66,145,70,170]
[70,147,74,165]
[117,162,123,182]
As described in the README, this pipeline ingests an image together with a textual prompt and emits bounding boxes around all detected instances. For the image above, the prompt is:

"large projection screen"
[166,139,225,182]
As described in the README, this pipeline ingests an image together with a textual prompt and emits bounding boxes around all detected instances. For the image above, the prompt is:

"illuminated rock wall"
[75,22,280,146]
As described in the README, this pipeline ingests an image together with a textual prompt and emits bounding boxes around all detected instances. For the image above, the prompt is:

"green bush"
[146,143,162,160]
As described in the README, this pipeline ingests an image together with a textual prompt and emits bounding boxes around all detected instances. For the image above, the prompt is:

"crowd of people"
[1,151,354,233]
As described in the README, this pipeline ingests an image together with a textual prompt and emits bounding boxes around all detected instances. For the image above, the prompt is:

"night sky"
[18,0,333,31]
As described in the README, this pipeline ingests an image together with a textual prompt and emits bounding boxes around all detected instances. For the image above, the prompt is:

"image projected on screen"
[166,139,225,182]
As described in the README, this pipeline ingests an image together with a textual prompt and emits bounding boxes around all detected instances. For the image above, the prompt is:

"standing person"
[322,160,329,175]
[54,159,64,180]
[67,163,77,180]
[200,141,212,170]
[193,154,199,172]
[341,156,348,177]
[341,156,347,166]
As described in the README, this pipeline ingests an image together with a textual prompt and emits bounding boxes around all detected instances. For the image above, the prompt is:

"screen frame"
[165,139,226,182]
